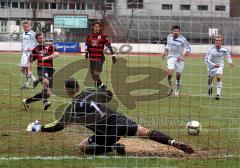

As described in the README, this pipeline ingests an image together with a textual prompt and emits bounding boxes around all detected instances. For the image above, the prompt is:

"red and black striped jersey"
[30,45,56,68]
[85,32,114,61]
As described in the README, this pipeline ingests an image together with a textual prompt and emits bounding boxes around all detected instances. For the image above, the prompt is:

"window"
[20,2,24,9]
[6,2,11,8]
[31,2,37,9]
[215,5,226,11]
[69,3,75,9]
[76,3,85,10]
[180,4,190,10]
[162,4,173,10]
[87,3,94,10]
[105,0,115,10]
[57,3,62,9]
[25,2,30,9]
[95,3,103,10]
[198,5,208,11]
[0,2,6,8]
[39,3,43,9]
[105,3,113,10]
[127,0,143,9]
[0,21,7,33]
[63,3,68,9]
[44,3,49,9]
[50,3,56,9]
[12,2,19,8]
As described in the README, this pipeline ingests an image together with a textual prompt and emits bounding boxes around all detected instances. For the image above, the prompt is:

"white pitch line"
[0,156,164,161]
[0,154,239,161]
[188,94,236,99]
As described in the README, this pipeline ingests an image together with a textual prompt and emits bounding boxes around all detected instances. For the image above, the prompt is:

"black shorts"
[90,60,104,73]
[37,67,55,88]
[88,114,138,147]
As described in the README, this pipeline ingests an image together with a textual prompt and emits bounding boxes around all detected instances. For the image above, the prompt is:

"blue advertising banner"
[54,42,81,52]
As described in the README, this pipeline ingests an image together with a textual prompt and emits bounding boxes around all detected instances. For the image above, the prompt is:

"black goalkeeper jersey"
[41,88,119,133]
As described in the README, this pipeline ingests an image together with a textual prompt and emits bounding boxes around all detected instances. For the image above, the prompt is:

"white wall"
[0,42,239,55]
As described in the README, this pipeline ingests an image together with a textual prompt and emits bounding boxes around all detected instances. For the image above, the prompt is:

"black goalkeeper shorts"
[88,114,138,147]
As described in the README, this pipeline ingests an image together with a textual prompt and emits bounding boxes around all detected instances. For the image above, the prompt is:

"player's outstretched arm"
[26,103,73,133]
[26,120,66,133]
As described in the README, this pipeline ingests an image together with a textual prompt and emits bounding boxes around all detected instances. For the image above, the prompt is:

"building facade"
[0,0,238,44]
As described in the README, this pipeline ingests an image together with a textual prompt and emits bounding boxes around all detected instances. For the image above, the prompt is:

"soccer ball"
[186,120,201,135]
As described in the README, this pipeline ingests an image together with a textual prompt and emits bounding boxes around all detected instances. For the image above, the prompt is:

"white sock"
[217,81,222,96]
[31,74,36,82]
[209,83,213,89]
[23,74,29,87]
[169,140,176,146]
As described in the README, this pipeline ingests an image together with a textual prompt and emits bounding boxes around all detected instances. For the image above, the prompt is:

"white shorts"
[20,52,31,67]
[208,65,224,77]
[167,56,184,73]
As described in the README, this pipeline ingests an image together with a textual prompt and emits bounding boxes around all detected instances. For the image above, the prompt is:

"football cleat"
[174,90,179,97]
[172,141,194,154]
[215,94,220,100]
[22,99,30,111]
[33,80,39,89]
[43,101,51,110]
[167,88,173,96]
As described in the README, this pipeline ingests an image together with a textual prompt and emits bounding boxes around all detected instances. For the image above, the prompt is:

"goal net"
[0,0,239,167]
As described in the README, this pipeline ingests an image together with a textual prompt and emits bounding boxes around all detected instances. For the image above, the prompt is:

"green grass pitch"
[0,53,239,167]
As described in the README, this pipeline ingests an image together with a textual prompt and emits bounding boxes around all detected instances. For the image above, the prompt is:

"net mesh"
[0,0,240,167]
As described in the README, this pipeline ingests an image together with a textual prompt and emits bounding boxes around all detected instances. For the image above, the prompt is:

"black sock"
[96,79,102,87]
[148,130,174,146]
[42,89,49,103]
[26,93,42,104]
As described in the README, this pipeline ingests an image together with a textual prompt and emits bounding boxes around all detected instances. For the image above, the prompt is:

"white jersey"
[21,30,37,52]
[166,34,191,58]
[205,46,232,68]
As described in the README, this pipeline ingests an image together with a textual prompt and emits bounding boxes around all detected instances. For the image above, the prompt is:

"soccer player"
[162,25,191,96]
[20,21,37,89]
[205,35,233,100]
[85,22,116,90]
[27,78,194,155]
[22,32,59,111]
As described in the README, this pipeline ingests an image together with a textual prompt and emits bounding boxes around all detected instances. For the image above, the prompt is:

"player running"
[22,32,59,111]
[162,25,191,96]
[205,35,233,100]
[20,21,37,89]
[85,22,116,90]
[26,78,194,155]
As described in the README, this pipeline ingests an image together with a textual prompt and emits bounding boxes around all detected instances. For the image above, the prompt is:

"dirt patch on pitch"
[118,138,222,159]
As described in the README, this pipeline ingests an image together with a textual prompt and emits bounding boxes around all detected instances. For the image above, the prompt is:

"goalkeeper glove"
[26,120,42,132]
[112,54,117,64]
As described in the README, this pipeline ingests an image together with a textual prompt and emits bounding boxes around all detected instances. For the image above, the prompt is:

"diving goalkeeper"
[27,78,194,155]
